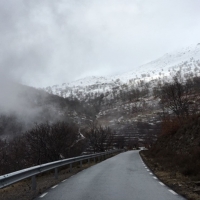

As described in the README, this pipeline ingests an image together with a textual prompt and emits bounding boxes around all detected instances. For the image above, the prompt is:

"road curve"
[35,151,185,200]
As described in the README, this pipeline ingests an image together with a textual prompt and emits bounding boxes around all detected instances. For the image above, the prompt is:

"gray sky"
[0,0,200,87]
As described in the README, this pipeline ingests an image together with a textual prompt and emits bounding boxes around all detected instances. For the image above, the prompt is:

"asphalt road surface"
[36,151,185,200]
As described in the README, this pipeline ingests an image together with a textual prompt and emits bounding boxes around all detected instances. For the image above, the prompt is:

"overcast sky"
[0,0,200,87]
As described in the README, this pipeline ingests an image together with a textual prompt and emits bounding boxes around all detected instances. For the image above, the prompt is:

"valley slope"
[43,43,200,147]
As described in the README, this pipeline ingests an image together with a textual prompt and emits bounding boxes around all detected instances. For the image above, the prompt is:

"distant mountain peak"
[45,44,200,100]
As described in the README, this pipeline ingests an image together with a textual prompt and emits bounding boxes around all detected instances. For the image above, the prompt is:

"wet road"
[35,151,185,200]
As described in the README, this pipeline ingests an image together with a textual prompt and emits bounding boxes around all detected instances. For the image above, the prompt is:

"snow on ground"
[68,43,200,86]
[45,43,200,98]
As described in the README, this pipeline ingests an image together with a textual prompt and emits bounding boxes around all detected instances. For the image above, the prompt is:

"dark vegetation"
[150,115,200,180]
[85,121,114,153]
[0,120,117,175]
[0,85,119,175]
[134,76,200,200]
[0,122,84,175]
[143,76,200,199]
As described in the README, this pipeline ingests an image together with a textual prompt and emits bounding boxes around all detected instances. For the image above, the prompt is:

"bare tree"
[114,135,125,149]
[0,139,9,175]
[85,121,114,153]
[25,122,80,165]
[160,76,191,120]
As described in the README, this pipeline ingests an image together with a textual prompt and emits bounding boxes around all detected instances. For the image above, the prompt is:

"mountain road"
[35,151,185,200]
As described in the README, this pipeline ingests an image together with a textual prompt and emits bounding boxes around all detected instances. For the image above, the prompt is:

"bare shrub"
[160,76,191,121]
[160,116,181,136]
[85,121,114,153]
[0,121,87,175]
[25,122,81,165]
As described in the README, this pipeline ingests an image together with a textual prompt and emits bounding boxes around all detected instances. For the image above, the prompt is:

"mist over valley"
[1,2,200,198]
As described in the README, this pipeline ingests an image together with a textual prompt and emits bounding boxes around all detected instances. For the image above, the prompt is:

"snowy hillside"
[115,43,200,82]
[44,43,200,99]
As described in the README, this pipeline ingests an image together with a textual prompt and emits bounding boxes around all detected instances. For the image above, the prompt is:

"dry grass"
[140,150,200,200]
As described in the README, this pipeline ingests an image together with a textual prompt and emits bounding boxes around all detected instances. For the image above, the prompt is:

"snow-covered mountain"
[44,43,200,99]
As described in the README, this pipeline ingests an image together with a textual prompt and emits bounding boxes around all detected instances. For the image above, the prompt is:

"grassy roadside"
[140,150,200,200]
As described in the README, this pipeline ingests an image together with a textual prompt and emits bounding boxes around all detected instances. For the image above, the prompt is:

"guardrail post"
[31,175,36,190]
[80,160,82,168]
[55,168,58,179]
[70,163,72,172]
[0,149,122,191]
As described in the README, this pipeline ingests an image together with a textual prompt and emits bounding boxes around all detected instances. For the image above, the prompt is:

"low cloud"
[0,0,199,88]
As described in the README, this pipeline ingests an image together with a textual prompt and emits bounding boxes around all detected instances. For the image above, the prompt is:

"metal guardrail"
[0,149,122,190]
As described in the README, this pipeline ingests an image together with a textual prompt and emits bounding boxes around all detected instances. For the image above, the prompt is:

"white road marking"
[62,179,66,182]
[169,190,177,195]
[159,182,165,186]
[144,166,147,168]
[52,184,58,189]
[40,193,48,198]
[147,169,150,171]
[149,172,153,175]
[153,176,157,179]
